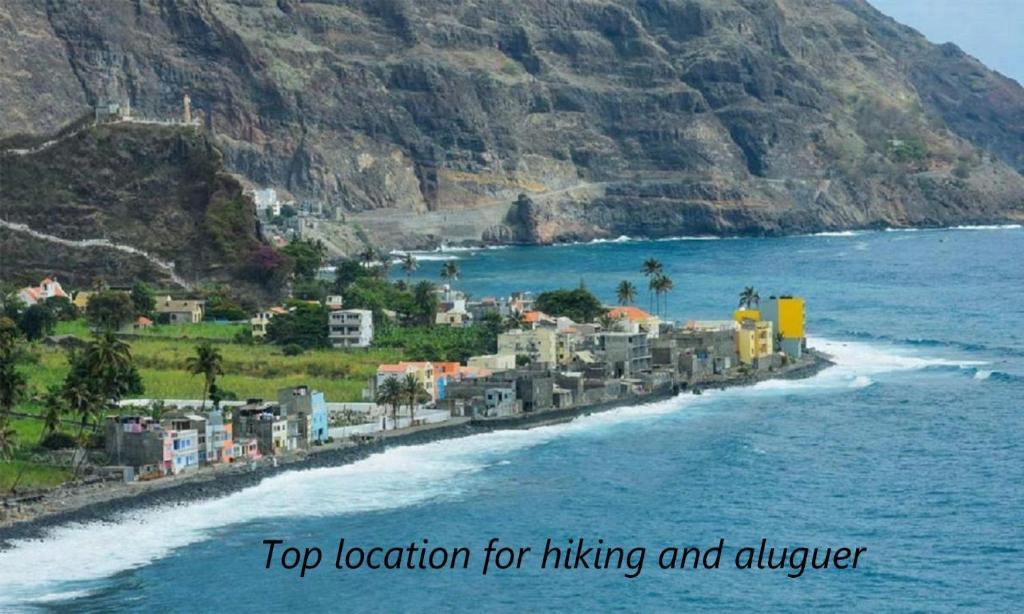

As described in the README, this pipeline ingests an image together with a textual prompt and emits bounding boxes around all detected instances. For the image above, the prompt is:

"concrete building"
[737,319,774,365]
[278,385,329,445]
[162,413,208,463]
[233,400,290,456]
[375,362,436,403]
[762,296,806,359]
[166,428,200,475]
[498,328,558,366]
[467,353,516,372]
[155,296,205,324]
[329,309,374,348]
[104,416,167,478]
[204,410,234,464]
[253,188,281,217]
[607,306,662,338]
[593,332,652,378]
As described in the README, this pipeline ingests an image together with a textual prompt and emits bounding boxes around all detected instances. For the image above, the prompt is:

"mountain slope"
[0,121,263,289]
[1,0,1023,249]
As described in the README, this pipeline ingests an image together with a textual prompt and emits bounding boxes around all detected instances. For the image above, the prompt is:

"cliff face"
[0,122,263,289]
[2,0,1023,250]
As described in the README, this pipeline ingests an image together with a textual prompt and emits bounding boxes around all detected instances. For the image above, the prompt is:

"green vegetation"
[534,288,606,323]
[375,325,496,363]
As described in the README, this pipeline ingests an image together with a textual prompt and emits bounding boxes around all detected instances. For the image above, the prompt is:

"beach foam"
[0,337,979,606]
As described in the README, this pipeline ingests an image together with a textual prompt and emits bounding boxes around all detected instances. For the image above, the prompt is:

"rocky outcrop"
[1,0,1023,250]
[0,122,264,289]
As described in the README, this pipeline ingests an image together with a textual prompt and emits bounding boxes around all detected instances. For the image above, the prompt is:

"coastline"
[0,351,833,549]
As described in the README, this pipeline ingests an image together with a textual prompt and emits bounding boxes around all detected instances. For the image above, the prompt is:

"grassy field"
[4,320,406,492]
[55,320,247,340]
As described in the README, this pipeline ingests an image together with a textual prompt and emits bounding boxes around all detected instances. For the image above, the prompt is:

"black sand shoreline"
[0,351,832,548]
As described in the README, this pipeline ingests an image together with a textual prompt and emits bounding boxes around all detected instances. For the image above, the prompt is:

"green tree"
[130,282,156,316]
[504,311,526,331]
[642,258,663,312]
[376,376,403,430]
[333,259,372,292]
[282,238,326,281]
[535,288,606,323]
[400,252,419,281]
[0,317,26,419]
[85,290,135,331]
[0,421,16,461]
[652,274,674,316]
[0,286,25,321]
[40,385,66,443]
[440,261,460,298]
[43,296,78,321]
[412,281,438,325]
[82,331,139,405]
[266,303,330,348]
[403,372,428,426]
[185,343,225,410]
[616,280,637,306]
[18,303,57,341]
[738,286,760,310]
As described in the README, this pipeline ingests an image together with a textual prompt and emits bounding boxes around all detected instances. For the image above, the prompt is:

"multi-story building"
[17,277,69,306]
[593,332,652,378]
[105,416,167,478]
[468,353,516,372]
[155,296,205,324]
[204,410,234,464]
[162,413,208,463]
[762,296,806,358]
[497,328,558,366]
[736,319,774,365]
[329,309,374,348]
[278,385,329,445]
[375,362,436,403]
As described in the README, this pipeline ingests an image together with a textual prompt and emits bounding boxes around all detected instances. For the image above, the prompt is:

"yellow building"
[498,328,557,365]
[734,308,760,323]
[763,296,805,358]
[736,320,774,365]
[763,296,805,338]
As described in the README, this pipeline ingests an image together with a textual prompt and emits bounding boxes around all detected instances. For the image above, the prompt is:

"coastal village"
[0,257,816,504]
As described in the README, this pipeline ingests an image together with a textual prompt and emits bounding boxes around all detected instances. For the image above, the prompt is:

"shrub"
[39,432,77,450]
[282,343,305,356]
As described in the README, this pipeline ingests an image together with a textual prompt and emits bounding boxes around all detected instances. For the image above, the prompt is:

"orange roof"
[378,364,412,373]
[523,311,552,323]
[136,316,153,326]
[607,306,655,321]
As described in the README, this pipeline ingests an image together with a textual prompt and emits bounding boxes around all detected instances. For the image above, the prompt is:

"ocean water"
[2,226,1023,612]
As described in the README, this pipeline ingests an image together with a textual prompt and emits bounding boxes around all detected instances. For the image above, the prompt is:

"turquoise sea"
[1,226,1023,611]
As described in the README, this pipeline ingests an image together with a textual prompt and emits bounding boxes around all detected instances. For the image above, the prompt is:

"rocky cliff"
[2,0,1023,250]
[0,121,263,289]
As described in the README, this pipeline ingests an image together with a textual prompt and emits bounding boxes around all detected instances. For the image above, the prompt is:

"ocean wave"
[950,224,1022,231]
[0,336,988,606]
[803,230,863,237]
[839,330,1024,358]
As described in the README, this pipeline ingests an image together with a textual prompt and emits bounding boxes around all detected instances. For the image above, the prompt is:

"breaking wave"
[0,337,991,607]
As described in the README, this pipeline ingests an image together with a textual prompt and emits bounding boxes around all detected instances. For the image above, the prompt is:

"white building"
[253,188,281,217]
[329,309,374,348]
[18,277,69,306]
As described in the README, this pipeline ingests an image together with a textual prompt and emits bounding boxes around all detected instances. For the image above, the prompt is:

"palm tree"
[504,310,526,331]
[642,258,663,312]
[359,247,378,268]
[652,274,674,316]
[738,286,760,310]
[616,280,637,306]
[0,354,26,419]
[39,385,65,443]
[184,342,224,410]
[376,376,403,430]
[84,331,132,405]
[402,372,428,426]
[400,252,418,281]
[0,420,16,461]
[598,312,618,332]
[62,377,101,437]
[440,261,460,300]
